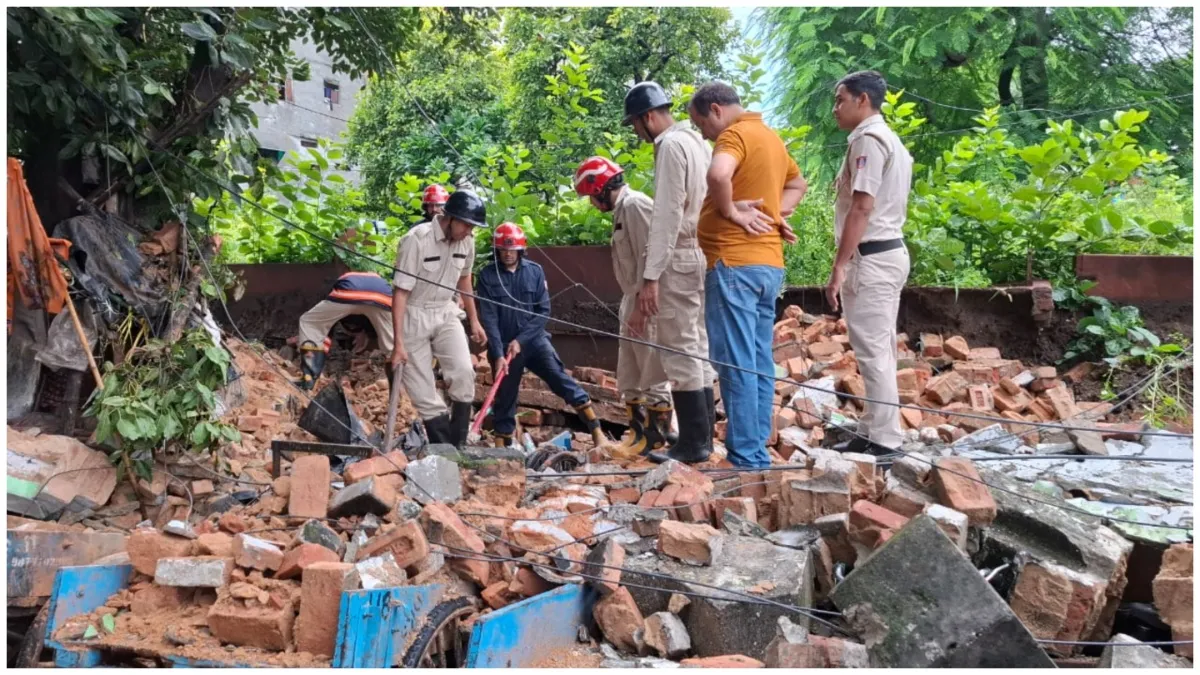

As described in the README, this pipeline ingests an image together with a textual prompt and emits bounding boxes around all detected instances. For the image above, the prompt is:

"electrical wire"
[44,33,1193,536]
[40,32,1193,443]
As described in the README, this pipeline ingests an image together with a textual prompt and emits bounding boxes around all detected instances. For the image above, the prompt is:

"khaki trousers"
[840,247,911,450]
[401,302,475,419]
[617,294,670,404]
[656,247,716,391]
[298,300,395,353]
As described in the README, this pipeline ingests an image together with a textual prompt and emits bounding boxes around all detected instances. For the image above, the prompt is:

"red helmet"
[493,222,527,250]
[574,156,623,198]
[422,185,450,205]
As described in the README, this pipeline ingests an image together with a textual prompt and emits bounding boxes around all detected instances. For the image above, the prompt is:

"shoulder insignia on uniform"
[855,156,867,170]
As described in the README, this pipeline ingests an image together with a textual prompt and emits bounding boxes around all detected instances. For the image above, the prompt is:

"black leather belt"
[857,238,905,256]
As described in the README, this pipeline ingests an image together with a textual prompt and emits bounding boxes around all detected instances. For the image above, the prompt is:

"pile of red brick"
[766,305,1125,456]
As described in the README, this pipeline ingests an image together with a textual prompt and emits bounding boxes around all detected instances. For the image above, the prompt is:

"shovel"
[467,356,508,445]
[383,363,405,453]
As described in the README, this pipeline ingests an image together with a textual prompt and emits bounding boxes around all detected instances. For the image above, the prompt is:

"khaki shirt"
[610,187,655,297]
[392,217,475,307]
[645,121,711,280]
[834,114,913,246]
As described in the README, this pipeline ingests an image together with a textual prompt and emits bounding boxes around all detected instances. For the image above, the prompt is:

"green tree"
[7,7,420,227]
[758,7,1194,180]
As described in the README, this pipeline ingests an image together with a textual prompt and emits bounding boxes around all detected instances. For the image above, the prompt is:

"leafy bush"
[85,329,240,481]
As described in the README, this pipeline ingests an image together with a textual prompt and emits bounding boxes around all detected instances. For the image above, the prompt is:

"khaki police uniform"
[393,217,477,420]
[646,121,717,391]
[834,113,914,450]
[611,186,671,404]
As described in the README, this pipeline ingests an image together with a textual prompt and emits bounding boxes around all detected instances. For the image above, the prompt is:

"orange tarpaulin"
[8,157,71,334]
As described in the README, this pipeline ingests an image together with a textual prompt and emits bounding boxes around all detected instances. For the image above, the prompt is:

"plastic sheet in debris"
[53,214,167,326]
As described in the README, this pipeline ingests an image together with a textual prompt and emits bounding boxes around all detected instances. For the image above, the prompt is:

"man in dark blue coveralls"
[476,223,608,448]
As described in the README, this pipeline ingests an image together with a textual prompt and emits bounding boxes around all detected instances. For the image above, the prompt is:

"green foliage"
[84,329,239,482]
[1061,294,1183,367]
[887,92,1192,288]
[759,7,1194,180]
[8,6,421,207]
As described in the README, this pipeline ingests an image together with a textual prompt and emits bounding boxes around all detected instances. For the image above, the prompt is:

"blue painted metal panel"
[44,564,133,667]
[549,430,572,450]
[465,583,597,668]
[334,583,445,668]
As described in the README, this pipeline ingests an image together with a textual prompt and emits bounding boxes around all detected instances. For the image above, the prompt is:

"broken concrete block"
[1098,634,1192,668]
[296,562,360,657]
[1067,427,1108,456]
[288,454,331,518]
[297,519,344,555]
[155,556,234,587]
[356,552,409,590]
[831,515,1053,667]
[329,476,396,518]
[163,520,198,540]
[403,455,463,504]
[594,586,644,654]
[1152,543,1193,659]
[127,528,194,576]
[981,469,1134,645]
[921,504,968,550]
[657,521,723,566]
[644,611,692,659]
[510,520,575,553]
[952,423,1023,455]
[623,534,813,661]
[233,534,284,571]
[933,457,996,526]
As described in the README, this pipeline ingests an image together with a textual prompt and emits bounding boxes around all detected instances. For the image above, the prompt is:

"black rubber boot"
[647,401,675,450]
[494,433,513,448]
[703,387,716,439]
[423,414,452,444]
[574,401,607,446]
[449,401,473,449]
[648,390,712,465]
[299,341,327,391]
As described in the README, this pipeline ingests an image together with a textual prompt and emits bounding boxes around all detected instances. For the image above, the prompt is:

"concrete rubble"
[18,313,1194,668]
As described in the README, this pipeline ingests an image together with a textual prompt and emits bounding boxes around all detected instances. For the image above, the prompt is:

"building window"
[300,138,319,149]
[278,78,293,103]
[323,81,340,108]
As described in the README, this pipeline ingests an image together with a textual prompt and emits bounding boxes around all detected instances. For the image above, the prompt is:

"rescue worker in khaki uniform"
[575,156,674,458]
[827,71,913,456]
[623,81,717,465]
[298,271,395,390]
[391,191,489,448]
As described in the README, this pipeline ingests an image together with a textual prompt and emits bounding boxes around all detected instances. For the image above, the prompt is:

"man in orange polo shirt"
[688,81,808,468]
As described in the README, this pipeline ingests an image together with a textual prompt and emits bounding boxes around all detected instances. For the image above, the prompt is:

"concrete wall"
[250,38,365,184]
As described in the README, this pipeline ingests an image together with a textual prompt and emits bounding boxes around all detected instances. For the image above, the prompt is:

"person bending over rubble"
[297,271,395,390]
[575,156,675,458]
[475,222,608,448]
[390,190,488,448]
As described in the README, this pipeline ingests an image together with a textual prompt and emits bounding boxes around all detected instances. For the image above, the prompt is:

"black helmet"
[623,81,671,125]
[442,190,488,228]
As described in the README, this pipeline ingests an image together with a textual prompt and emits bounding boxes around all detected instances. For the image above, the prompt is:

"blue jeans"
[705,262,784,468]
[491,336,588,436]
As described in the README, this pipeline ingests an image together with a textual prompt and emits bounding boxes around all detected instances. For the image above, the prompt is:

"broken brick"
[481,581,518,610]
[1008,560,1107,656]
[508,567,553,597]
[658,520,723,566]
[296,562,359,657]
[710,497,758,530]
[967,385,994,412]
[342,451,408,484]
[608,487,641,505]
[289,455,331,519]
[848,500,909,549]
[421,502,489,586]
[925,371,969,406]
[933,457,996,526]
[276,543,340,580]
[585,538,625,596]
[943,336,970,360]
[233,534,284,571]
[207,589,298,651]
[681,655,764,668]
[968,347,1002,361]
[357,520,430,568]
[993,386,1033,413]
[1152,543,1193,658]
[127,528,194,576]
[920,334,943,358]
[593,587,643,653]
